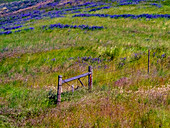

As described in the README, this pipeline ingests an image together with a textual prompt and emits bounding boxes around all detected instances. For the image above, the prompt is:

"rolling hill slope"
[0,0,170,127]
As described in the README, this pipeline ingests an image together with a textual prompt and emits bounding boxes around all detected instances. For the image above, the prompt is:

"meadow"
[0,0,170,127]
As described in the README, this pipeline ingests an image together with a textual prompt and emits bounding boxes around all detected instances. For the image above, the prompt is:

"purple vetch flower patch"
[73,14,170,19]
[42,23,104,31]
[0,27,34,35]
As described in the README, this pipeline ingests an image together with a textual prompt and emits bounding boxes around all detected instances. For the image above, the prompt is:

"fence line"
[56,50,167,105]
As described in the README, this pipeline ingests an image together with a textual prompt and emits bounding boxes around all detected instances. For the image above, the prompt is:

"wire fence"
[60,49,168,93]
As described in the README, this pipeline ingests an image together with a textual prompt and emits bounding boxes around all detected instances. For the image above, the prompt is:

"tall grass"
[0,0,170,127]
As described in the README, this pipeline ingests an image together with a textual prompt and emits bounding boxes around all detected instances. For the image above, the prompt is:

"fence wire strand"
[60,50,167,93]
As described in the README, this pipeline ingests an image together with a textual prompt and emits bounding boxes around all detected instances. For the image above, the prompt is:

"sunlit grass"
[1,17,169,54]
[0,0,170,127]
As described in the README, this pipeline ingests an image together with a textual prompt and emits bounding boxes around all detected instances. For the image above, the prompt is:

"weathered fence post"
[148,49,150,75]
[57,75,62,105]
[88,66,93,90]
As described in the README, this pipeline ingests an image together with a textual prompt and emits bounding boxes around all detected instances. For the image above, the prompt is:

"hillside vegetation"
[0,0,170,127]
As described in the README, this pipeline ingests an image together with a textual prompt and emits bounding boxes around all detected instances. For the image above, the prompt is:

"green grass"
[0,0,20,4]
[0,82,49,127]
[0,0,170,127]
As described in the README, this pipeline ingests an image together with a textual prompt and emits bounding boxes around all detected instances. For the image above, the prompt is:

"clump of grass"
[26,84,169,127]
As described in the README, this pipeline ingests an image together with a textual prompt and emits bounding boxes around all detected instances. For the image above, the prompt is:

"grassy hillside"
[0,0,170,127]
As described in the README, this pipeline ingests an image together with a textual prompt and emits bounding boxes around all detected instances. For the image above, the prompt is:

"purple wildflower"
[161,54,166,58]
[52,58,56,61]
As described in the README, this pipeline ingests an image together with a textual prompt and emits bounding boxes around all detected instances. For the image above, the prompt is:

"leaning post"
[57,75,62,105]
[88,66,93,91]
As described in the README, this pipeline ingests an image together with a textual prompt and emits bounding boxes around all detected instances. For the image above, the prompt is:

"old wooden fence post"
[148,49,150,75]
[57,75,62,105]
[88,66,93,90]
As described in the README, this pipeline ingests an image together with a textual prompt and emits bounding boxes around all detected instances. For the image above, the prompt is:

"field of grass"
[0,0,170,127]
